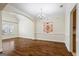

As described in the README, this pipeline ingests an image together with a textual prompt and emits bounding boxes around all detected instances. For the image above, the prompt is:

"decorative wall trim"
[2,37,35,41]
[2,20,18,24]
[35,33,65,43]
[35,33,65,35]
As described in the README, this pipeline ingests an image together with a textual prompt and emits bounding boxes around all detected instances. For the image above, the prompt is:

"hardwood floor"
[1,38,72,56]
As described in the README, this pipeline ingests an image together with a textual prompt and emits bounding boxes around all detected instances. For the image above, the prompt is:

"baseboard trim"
[18,37,35,40]
[35,38,65,44]
[2,37,65,44]
[68,52,73,56]
[2,37,19,41]
[71,52,76,56]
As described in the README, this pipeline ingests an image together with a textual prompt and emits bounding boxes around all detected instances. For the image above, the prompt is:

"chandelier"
[37,8,48,20]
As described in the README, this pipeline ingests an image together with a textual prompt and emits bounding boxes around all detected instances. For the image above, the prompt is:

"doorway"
[70,6,76,55]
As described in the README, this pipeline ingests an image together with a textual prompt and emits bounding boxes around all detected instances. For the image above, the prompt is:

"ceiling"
[9,3,65,19]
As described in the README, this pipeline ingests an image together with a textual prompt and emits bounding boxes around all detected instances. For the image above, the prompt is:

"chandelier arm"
[38,8,48,20]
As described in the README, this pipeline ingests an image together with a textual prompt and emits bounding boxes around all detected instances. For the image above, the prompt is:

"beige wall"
[35,15,65,42]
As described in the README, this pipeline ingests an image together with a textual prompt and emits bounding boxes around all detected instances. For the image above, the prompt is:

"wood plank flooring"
[1,38,72,56]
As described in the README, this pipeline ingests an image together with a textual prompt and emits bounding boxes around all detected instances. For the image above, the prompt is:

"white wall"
[0,11,2,52]
[1,4,35,40]
[2,11,19,39]
[77,4,79,56]
[17,14,35,39]
[35,15,65,42]
[3,4,34,21]
[1,4,35,39]
[65,3,76,51]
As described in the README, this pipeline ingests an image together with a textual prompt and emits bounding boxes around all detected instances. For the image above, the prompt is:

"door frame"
[70,5,77,55]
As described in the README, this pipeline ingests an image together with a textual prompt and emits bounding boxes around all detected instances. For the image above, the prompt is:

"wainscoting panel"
[35,33,65,43]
